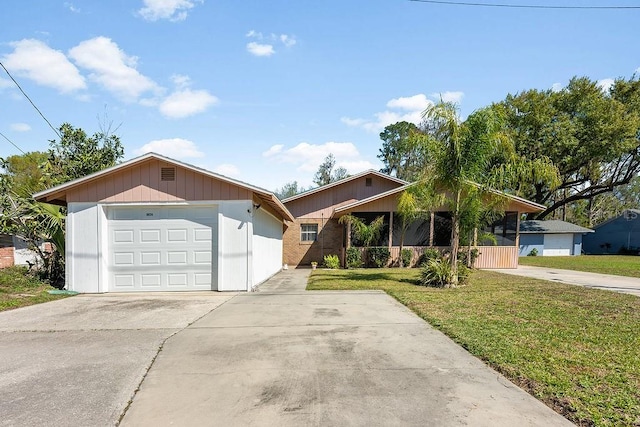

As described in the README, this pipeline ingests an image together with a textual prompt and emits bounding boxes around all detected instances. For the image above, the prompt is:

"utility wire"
[0,131,26,155]
[0,61,61,139]
[409,0,640,9]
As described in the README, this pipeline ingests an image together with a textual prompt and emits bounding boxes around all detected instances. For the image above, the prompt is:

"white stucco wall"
[67,202,101,292]
[217,201,252,291]
[252,207,283,287]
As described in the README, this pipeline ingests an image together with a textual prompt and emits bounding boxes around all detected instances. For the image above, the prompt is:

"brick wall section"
[283,218,344,267]
[0,247,15,269]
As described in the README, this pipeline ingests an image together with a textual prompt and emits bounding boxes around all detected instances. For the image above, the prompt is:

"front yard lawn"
[0,266,70,312]
[308,268,640,427]
[519,254,640,278]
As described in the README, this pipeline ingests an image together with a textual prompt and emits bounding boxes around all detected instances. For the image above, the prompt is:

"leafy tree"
[495,76,640,220]
[274,181,306,200]
[1,152,50,194]
[395,187,434,267]
[44,123,124,185]
[338,214,385,248]
[378,121,429,181]
[313,154,349,186]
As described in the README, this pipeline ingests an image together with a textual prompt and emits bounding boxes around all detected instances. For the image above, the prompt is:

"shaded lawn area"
[308,268,640,427]
[519,255,640,278]
[0,266,70,312]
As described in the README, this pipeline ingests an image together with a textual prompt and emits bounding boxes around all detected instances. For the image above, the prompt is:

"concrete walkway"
[121,269,572,426]
[492,265,640,297]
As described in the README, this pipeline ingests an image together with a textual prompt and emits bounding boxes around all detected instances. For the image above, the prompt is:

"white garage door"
[543,234,573,256]
[108,206,218,292]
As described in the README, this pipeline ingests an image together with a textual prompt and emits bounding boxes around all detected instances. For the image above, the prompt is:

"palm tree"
[416,102,558,287]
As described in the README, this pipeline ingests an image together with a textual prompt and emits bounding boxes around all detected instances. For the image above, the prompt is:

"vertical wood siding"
[66,159,251,203]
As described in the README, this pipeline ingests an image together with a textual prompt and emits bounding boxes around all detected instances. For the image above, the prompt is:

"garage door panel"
[543,234,573,256]
[108,206,217,292]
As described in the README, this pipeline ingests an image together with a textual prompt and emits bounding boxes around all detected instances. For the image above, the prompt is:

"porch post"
[388,211,393,248]
[346,222,351,249]
[429,212,435,246]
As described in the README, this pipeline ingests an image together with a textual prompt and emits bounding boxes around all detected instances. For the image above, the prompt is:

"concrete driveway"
[120,270,572,427]
[0,293,234,427]
[492,265,640,296]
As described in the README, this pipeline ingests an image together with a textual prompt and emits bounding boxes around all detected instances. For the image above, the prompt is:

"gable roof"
[592,209,640,229]
[520,220,593,234]
[332,183,547,217]
[281,170,408,204]
[33,152,295,222]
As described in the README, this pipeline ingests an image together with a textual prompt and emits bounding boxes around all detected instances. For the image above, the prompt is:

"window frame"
[300,223,319,242]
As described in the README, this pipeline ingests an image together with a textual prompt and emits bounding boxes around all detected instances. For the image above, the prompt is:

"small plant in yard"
[417,247,441,267]
[323,254,340,269]
[527,248,538,256]
[400,248,413,268]
[310,261,318,270]
[367,246,391,268]
[0,266,70,311]
[345,247,362,268]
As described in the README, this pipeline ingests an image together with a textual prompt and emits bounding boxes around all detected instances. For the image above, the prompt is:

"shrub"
[323,254,340,269]
[527,248,538,257]
[400,248,413,268]
[458,248,480,268]
[367,246,391,268]
[419,258,453,287]
[417,248,441,267]
[346,247,363,268]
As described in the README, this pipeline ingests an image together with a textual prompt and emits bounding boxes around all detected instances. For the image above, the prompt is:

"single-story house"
[582,209,640,254]
[283,172,546,269]
[33,153,294,293]
[519,220,593,257]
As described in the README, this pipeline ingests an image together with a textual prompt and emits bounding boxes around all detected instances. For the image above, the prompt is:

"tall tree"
[313,154,349,186]
[378,121,428,181]
[496,76,640,220]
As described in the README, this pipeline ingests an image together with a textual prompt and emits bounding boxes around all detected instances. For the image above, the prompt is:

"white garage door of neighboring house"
[543,234,573,256]
[108,206,218,292]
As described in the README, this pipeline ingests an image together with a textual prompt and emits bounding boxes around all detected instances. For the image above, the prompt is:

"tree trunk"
[449,189,461,287]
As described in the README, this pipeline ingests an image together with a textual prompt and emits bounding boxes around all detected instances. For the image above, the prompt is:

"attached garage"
[519,220,593,257]
[34,153,294,293]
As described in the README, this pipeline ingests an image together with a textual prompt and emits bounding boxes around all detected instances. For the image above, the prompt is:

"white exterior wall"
[218,201,252,291]
[252,208,284,287]
[12,236,41,266]
[67,202,102,292]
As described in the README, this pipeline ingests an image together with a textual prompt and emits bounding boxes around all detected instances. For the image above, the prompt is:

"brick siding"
[0,247,15,269]
[283,218,344,267]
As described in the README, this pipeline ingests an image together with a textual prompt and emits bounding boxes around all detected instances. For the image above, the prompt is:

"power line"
[0,131,26,155]
[0,61,61,139]
[409,0,640,9]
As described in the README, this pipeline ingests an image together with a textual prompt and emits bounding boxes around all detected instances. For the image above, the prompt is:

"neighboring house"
[519,220,593,257]
[582,209,640,254]
[33,153,294,293]
[283,173,546,269]
[0,234,46,268]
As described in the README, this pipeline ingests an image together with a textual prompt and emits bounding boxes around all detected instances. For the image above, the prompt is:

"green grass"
[0,266,70,312]
[519,255,640,278]
[308,268,640,427]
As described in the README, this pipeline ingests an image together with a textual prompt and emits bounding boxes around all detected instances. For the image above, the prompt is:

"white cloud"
[159,88,218,118]
[279,34,296,48]
[0,78,12,89]
[263,141,374,177]
[170,74,191,89]
[69,37,160,102]
[246,42,275,57]
[431,91,464,104]
[245,31,296,57]
[551,82,563,92]
[2,39,86,93]
[213,164,240,178]
[138,0,202,22]
[64,2,80,13]
[597,78,615,92]
[10,123,31,132]
[133,138,205,158]
[342,92,464,133]
[387,94,432,111]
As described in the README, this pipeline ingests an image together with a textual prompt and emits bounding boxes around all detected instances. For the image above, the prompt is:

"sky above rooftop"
[1,0,639,191]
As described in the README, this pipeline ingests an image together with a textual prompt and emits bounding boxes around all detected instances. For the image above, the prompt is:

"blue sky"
[1,0,639,191]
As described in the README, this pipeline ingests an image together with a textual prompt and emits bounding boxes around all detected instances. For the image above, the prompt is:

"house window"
[161,167,176,181]
[365,177,372,187]
[301,224,318,242]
